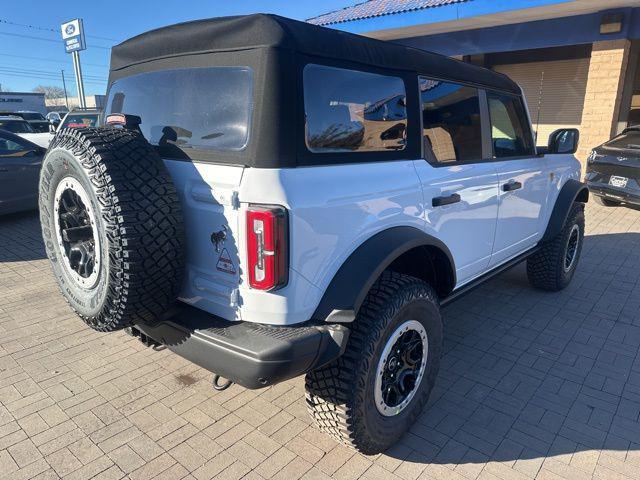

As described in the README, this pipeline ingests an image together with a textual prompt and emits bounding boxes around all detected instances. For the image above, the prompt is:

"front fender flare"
[312,226,455,322]
[542,179,589,242]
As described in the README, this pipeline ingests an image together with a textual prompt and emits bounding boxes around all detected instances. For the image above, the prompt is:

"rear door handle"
[432,193,461,207]
[502,181,522,192]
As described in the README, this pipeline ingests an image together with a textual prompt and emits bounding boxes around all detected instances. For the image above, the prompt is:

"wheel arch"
[312,226,456,322]
[542,179,589,242]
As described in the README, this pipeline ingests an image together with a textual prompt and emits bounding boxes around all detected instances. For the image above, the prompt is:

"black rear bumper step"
[135,305,349,389]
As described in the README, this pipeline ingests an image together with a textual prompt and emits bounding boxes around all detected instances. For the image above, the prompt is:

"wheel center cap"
[388,357,399,371]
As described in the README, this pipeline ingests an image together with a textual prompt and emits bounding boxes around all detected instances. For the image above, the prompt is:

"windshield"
[105,66,253,158]
[604,130,640,150]
[0,120,35,133]
[20,112,46,121]
[61,114,99,129]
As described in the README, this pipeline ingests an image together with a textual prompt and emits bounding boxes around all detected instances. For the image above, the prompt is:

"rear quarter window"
[303,64,408,153]
[105,67,253,158]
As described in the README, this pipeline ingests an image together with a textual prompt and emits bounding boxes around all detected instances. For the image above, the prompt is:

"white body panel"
[17,132,54,149]
[412,160,499,284]
[164,151,580,326]
[489,156,551,267]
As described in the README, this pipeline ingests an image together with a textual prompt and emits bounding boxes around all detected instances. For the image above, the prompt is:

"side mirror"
[548,128,579,154]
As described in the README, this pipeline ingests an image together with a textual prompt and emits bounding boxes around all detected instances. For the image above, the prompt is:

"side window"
[487,92,535,158]
[419,77,482,164]
[303,64,407,153]
[0,134,31,157]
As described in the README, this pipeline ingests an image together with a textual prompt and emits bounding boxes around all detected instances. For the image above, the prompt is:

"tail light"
[246,205,288,290]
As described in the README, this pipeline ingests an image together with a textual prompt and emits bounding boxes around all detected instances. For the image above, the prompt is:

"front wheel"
[305,272,442,454]
[527,202,585,292]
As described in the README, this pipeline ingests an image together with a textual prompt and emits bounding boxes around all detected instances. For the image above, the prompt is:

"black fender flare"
[542,179,589,242]
[312,226,455,322]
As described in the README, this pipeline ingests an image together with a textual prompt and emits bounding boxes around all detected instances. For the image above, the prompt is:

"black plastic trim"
[312,226,456,322]
[542,179,589,242]
[441,246,538,307]
[136,305,349,389]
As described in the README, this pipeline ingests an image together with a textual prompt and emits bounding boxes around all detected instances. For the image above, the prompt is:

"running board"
[441,246,539,307]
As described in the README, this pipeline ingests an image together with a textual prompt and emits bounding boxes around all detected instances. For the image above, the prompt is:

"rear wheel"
[305,272,442,454]
[39,127,185,332]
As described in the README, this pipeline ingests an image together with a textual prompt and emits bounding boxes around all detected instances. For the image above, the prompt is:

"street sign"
[61,19,86,53]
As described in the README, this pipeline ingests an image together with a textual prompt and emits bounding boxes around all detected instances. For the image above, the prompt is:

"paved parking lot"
[1,202,640,480]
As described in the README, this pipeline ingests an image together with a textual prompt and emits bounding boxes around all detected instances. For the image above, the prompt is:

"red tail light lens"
[246,205,288,290]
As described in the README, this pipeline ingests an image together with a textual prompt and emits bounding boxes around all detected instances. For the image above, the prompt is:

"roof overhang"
[327,0,638,40]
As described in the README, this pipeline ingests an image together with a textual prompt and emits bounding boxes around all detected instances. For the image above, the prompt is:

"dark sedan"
[586,127,640,207]
[0,129,44,215]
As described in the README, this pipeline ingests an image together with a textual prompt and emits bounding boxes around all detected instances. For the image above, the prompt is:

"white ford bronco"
[39,15,589,454]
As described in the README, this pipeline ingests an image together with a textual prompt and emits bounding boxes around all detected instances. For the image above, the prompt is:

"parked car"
[46,111,66,129]
[0,110,50,133]
[586,126,640,207]
[0,116,54,148]
[0,129,44,215]
[58,108,101,130]
[39,14,588,454]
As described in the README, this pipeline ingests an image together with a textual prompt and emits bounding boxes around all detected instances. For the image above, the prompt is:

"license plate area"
[609,175,628,188]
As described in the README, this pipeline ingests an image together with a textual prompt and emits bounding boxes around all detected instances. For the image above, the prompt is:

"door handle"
[502,181,522,192]
[432,193,461,207]
[0,168,8,172]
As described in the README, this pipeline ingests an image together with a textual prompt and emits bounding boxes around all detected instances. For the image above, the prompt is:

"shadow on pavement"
[391,231,640,467]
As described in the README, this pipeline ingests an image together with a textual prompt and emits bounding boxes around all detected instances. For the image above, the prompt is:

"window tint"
[61,114,99,129]
[304,64,407,153]
[420,77,482,164]
[0,120,34,134]
[106,67,253,157]
[487,92,535,158]
[0,133,32,156]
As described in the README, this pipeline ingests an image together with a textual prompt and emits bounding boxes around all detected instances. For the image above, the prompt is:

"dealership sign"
[60,19,86,53]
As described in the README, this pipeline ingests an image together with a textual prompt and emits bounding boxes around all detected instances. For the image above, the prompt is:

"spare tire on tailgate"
[39,127,185,332]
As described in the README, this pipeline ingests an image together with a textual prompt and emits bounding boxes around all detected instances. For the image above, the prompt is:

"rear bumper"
[587,183,640,206]
[135,305,349,389]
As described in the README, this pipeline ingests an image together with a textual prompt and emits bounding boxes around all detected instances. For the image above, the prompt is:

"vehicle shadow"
[0,210,46,262]
[389,231,640,469]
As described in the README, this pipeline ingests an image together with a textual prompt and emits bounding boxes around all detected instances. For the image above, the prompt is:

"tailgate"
[163,159,244,321]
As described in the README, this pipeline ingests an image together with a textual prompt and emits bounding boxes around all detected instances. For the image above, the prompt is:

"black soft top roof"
[111,14,519,94]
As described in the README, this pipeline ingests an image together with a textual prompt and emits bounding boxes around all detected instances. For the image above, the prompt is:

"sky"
[0,0,357,96]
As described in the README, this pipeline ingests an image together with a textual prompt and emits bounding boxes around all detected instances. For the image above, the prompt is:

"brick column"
[578,39,631,167]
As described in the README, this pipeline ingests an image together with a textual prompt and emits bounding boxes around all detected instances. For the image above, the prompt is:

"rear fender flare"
[312,226,455,322]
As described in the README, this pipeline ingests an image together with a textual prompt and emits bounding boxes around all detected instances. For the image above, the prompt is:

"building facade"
[309,0,640,163]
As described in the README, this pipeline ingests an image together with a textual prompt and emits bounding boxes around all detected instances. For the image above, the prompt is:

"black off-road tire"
[594,196,620,207]
[305,272,442,454]
[526,202,585,292]
[39,127,185,332]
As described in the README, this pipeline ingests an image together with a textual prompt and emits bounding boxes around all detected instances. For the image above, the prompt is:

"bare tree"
[33,85,66,99]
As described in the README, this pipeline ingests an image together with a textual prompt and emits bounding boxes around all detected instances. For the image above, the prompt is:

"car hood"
[17,132,54,148]
[592,147,640,167]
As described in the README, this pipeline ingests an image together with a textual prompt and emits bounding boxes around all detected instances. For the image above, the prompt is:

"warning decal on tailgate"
[216,248,236,275]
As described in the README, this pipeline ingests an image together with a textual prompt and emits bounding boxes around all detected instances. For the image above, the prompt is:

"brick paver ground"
[1,202,640,480]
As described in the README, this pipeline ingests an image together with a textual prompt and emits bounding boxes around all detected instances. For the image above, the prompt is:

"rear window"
[61,114,99,129]
[105,67,253,157]
[303,64,407,153]
[604,130,640,150]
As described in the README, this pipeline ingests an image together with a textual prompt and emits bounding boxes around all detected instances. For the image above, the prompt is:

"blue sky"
[1,1,356,96]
